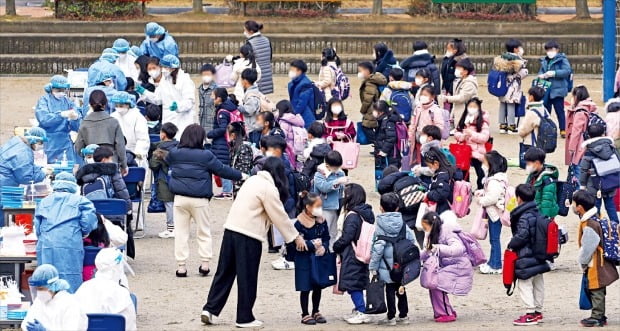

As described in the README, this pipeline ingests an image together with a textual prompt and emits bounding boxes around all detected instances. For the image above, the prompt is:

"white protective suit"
[21,291,88,331]
[111,107,150,167]
[115,53,139,82]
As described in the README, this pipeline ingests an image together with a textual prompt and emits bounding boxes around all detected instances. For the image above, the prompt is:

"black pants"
[385,282,408,319]
[470,158,485,190]
[361,125,376,145]
[300,289,322,316]
[203,230,262,324]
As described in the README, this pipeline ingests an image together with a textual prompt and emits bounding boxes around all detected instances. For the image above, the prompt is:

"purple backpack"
[456,231,487,267]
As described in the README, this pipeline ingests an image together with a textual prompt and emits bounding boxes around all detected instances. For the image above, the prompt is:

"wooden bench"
[236,0,342,16]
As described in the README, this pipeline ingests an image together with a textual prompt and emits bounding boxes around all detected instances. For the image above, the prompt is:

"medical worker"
[113,38,139,82]
[81,71,118,116]
[87,48,127,91]
[75,248,137,331]
[129,45,143,58]
[140,22,179,60]
[21,264,88,331]
[110,91,150,166]
[34,172,98,293]
[137,54,195,138]
[34,75,80,164]
[80,143,99,164]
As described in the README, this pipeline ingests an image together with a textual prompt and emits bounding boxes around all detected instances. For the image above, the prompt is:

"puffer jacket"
[477,172,508,221]
[377,171,425,227]
[288,74,316,129]
[375,50,397,79]
[375,111,401,161]
[148,140,178,202]
[278,113,306,168]
[566,99,598,165]
[369,212,417,283]
[246,33,273,94]
[427,171,453,214]
[301,141,332,178]
[312,163,345,211]
[333,204,375,292]
[493,53,528,104]
[360,72,388,128]
[579,137,620,197]
[538,53,572,99]
[444,74,479,120]
[400,50,441,95]
[75,162,132,214]
[420,222,473,296]
[454,111,490,161]
[316,62,337,100]
[207,99,237,165]
[525,164,559,218]
[578,208,619,290]
[409,102,445,163]
[508,201,551,279]
[440,53,468,96]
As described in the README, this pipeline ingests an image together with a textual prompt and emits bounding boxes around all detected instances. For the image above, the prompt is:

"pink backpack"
[451,180,472,218]
[215,60,235,88]
[218,109,245,142]
[349,212,375,264]
[456,231,488,267]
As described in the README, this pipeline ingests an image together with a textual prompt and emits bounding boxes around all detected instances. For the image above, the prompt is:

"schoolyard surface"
[0,75,617,330]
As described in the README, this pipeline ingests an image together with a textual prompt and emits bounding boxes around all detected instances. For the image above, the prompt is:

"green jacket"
[525,164,559,218]
[148,140,178,202]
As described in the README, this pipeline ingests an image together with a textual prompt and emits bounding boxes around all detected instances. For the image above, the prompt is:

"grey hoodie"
[369,212,418,283]
[579,136,620,196]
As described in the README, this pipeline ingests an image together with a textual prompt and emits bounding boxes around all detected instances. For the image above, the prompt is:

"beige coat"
[492,54,528,104]
[223,171,298,243]
[232,58,262,101]
[517,102,551,140]
[316,62,337,100]
[442,74,478,120]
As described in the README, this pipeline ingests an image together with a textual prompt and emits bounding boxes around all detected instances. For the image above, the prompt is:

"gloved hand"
[135,85,146,95]
[170,102,178,111]
[26,319,47,331]
[60,110,70,118]
[67,109,79,120]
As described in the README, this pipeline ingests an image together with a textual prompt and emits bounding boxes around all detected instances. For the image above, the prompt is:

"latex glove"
[295,235,308,251]
[170,102,178,112]
[378,151,387,157]
[60,110,70,118]
[225,55,233,62]
[544,71,555,78]
[67,109,79,120]
[315,246,326,256]
[135,85,146,95]
[26,319,46,331]
[241,173,250,181]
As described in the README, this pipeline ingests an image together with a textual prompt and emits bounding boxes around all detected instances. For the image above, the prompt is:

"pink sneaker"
[534,312,543,323]
[435,315,456,323]
[513,313,538,326]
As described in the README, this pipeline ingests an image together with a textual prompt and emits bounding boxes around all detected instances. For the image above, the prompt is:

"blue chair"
[83,246,101,266]
[149,134,161,144]
[91,199,128,253]
[87,313,125,331]
[123,167,146,239]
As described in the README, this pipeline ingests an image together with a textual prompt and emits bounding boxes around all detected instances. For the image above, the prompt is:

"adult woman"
[81,71,119,116]
[373,43,397,80]
[231,44,262,101]
[316,47,341,101]
[166,124,243,277]
[75,90,128,175]
[134,55,156,93]
[137,54,196,139]
[323,98,356,143]
[146,57,163,87]
[440,38,468,100]
[244,20,273,94]
[110,92,150,165]
[201,157,305,328]
[566,86,597,168]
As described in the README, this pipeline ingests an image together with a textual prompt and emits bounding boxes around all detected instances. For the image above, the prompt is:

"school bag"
[451,180,472,218]
[281,119,308,158]
[81,176,114,201]
[592,153,620,192]
[350,212,375,264]
[377,224,421,285]
[498,179,517,227]
[310,85,326,120]
[487,70,509,97]
[429,107,450,140]
[397,184,427,211]
[218,108,245,142]
[531,109,557,153]
[393,120,410,158]
[215,60,235,88]
[503,249,518,296]
[596,215,620,265]
[244,90,276,113]
[456,231,487,267]
[579,110,607,140]
[389,89,413,123]
[534,215,559,261]
[293,171,311,193]
[329,65,350,100]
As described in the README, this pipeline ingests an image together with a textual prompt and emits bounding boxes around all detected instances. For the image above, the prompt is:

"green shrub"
[230,1,341,16]
[56,0,143,20]
[408,0,431,16]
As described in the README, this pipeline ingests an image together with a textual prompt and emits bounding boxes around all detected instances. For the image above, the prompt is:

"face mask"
[517,47,524,56]
[357,72,365,80]
[85,158,95,164]
[445,51,454,58]
[481,165,489,175]
[419,135,428,145]
[288,71,298,79]
[243,31,251,38]
[525,164,536,174]
[119,53,128,60]
[162,69,171,78]
[265,151,275,158]
[454,68,463,78]
[546,51,557,59]
[116,106,129,115]
[148,69,161,79]
[37,290,53,303]
[467,107,478,116]
[202,75,213,84]
[108,81,115,89]
[372,111,379,118]
[572,205,580,216]
[331,106,343,115]
[415,78,424,86]
[147,120,159,128]
[149,37,159,43]
[420,95,431,105]
[254,122,264,130]
[311,207,323,218]
[52,91,66,99]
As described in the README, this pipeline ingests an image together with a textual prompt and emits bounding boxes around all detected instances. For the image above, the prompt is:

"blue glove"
[26,319,46,331]
[135,85,145,95]
[170,101,178,111]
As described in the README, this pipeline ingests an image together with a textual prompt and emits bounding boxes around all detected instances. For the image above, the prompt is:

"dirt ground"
[0,75,618,330]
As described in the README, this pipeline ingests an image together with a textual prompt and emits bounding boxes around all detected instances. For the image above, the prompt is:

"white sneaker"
[235,320,264,328]
[548,262,557,271]
[346,311,371,324]
[271,257,294,270]
[201,311,215,325]
[395,316,410,325]
[342,309,357,321]
[479,264,502,274]
[158,230,175,239]
[377,317,396,326]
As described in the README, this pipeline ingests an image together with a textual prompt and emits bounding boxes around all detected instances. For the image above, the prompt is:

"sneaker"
[513,313,538,326]
[158,230,175,239]
[560,130,566,138]
[449,128,457,136]
[377,317,396,326]
[547,261,557,271]
[342,309,357,321]
[580,317,604,327]
[271,257,294,270]
[395,316,410,325]
[346,311,371,324]
[435,315,456,323]
[213,193,233,200]
[479,264,502,275]
[236,320,264,328]
[507,125,518,135]
[534,312,544,323]
[500,124,508,134]
[201,311,215,325]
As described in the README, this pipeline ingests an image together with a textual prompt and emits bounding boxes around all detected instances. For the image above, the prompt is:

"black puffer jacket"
[301,143,332,178]
[427,171,453,214]
[333,203,375,292]
[375,112,402,167]
[165,146,241,199]
[207,99,237,165]
[75,162,131,213]
[440,54,468,95]
[579,137,620,196]
[400,52,441,95]
[508,201,550,279]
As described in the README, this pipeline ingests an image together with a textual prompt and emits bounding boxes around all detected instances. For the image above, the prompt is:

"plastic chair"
[149,134,161,144]
[130,293,137,312]
[83,246,102,266]
[91,198,128,253]
[123,167,146,238]
[87,313,125,331]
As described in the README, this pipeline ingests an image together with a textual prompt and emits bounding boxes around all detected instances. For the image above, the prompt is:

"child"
[475,151,508,274]
[437,58,478,131]
[240,68,265,129]
[145,103,162,135]
[293,192,330,325]
[509,184,551,326]
[358,61,388,144]
[374,100,402,170]
[422,147,455,215]
[288,59,316,129]
[227,122,254,195]
[380,68,413,123]
[369,192,417,325]
[538,40,572,137]
[302,122,331,178]
[332,183,375,325]
[604,99,620,155]
[276,100,306,170]
[420,211,473,323]
[198,64,217,134]
[409,86,446,164]
[313,151,348,249]
[566,86,597,168]
[323,98,356,143]
[578,124,620,224]
[413,68,433,105]
[518,87,550,139]
[248,111,277,148]
[208,88,237,200]
[149,123,179,239]
[573,190,619,327]
[523,147,559,219]
[316,47,340,101]
[454,97,490,189]
[494,39,528,134]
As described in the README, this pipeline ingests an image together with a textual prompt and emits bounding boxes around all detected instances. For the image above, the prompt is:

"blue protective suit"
[35,93,79,164]
[34,192,97,293]
[81,85,118,116]
[87,60,127,91]
[139,33,179,60]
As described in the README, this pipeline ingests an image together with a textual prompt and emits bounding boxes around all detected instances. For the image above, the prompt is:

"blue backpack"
[487,70,509,97]
[389,89,413,123]
[595,215,620,265]
[81,176,114,201]
[329,65,350,100]
[310,84,326,120]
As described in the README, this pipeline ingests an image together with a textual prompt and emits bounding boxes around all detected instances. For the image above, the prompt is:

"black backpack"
[310,84,326,120]
[531,109,557,153]
[81,176,114,201]
[579,110,607,140]
[377,224,420,284]
[293,171,311,193]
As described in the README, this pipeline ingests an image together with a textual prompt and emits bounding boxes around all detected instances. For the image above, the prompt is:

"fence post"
[602,0,616,101]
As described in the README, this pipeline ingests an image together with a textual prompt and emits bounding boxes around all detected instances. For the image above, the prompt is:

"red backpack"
[503,249,518,296]
[535,216,559,261]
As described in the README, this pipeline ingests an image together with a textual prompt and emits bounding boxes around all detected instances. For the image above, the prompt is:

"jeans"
[164,201,174,228]
[222,179,233,194]
[595,195,619,224]
[488,219,502,269]
[348,290,366,313]
[385,283,408,319]
[499,102,516,126]
[544,96,566,130]
[470,158,485,190]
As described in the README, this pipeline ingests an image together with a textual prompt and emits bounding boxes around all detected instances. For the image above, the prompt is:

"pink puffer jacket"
[454,111,490,161]
[565,99,597,165]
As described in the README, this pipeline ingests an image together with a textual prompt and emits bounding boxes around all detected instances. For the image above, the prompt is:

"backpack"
[566,67,574,92]
[329,65,350,100]
[389,89,413,123]
[429,107,450,140]
[393,120,410,158]
[215,60,235,88]
[487,70,509,97]
[531,109,557,153]
[81,176,114,201]
[441,147,456,166]
[534,215,559,261]
[293,171,311,193]
[283,120,308,158]
[397,183,426,211]
[498,179,517,227]
[310,85,326,120]
[592,153,620,192]
[579,110,607,140]
[503,249,518,296]
[245,91,276,113]
[451,180,472,218]
[456,231,487,267]
[377,224,421,285]
[351,212,375,264]
[218,109,245,142]
[597,216,620,265]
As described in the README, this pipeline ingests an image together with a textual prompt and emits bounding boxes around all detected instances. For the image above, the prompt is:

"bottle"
[0,300,6,320]
[61,151,68,167]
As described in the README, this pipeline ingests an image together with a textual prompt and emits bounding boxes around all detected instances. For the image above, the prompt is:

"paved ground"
[0,75,618,330]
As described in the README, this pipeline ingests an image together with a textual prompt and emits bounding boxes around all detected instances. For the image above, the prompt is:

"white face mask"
[357,72,365,80]
[454,68,463,78]
[243,31,251,38]
[37,290,53,303]
[481,165,489,175]
[372,111,379,118]
[116,106,130,115]
[467,107,478,116]
[445,50,454,58]
[119,53,128,60]
[311,207,323,218]
[419,135,428,144]
[85,157,95,164]
[288,70,298,79]
[420,95,431,105]
[149,37,159,43]
[162,69,172,78]
[415,78,424,86]
[546,51,557,59]
[202,75,213,84]
[52,91,66,99]
[107,81,115,89]
[525,164,536,174]
[148,69,161,79]
[517,47,524,56]
[265,151,275,158]
[331,106,343,115]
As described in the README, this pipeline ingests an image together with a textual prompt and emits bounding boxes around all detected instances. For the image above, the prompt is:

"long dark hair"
[457,97,484,132]
[240,44,257,69]
[276,100,294,119]
[89,90,107,112]
[423,146,455,179]
[572,85,590,107]
[135,55,151,83]
[321,47,341,67]
[422,211,442,250]
[86,214,111,248]
[448,38,467,56]
[297,191,320,215]
[170,68,179,85]
[342,183,366,212]
[485,150,507,177]
[259,111,276,131]
[178,124,206,149]
[325,98,346,121]
[262,157,289,204]
[227,122,247,153]
[244,20,263,34]
[373,42,388,64]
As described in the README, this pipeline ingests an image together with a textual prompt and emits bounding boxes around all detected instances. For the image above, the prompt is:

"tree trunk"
[372,0,382,15]
[6,0,17,16]
[575,0,591,18]
[193,0,203,13]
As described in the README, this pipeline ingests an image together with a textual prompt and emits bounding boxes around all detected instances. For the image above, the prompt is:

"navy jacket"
[288,74,316,129]
[375,50,397,79]
[400,52,441,95]
[165,146,242,199]
[508,201,551,278]
[207,99,237,165]
[427,171,453,214]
